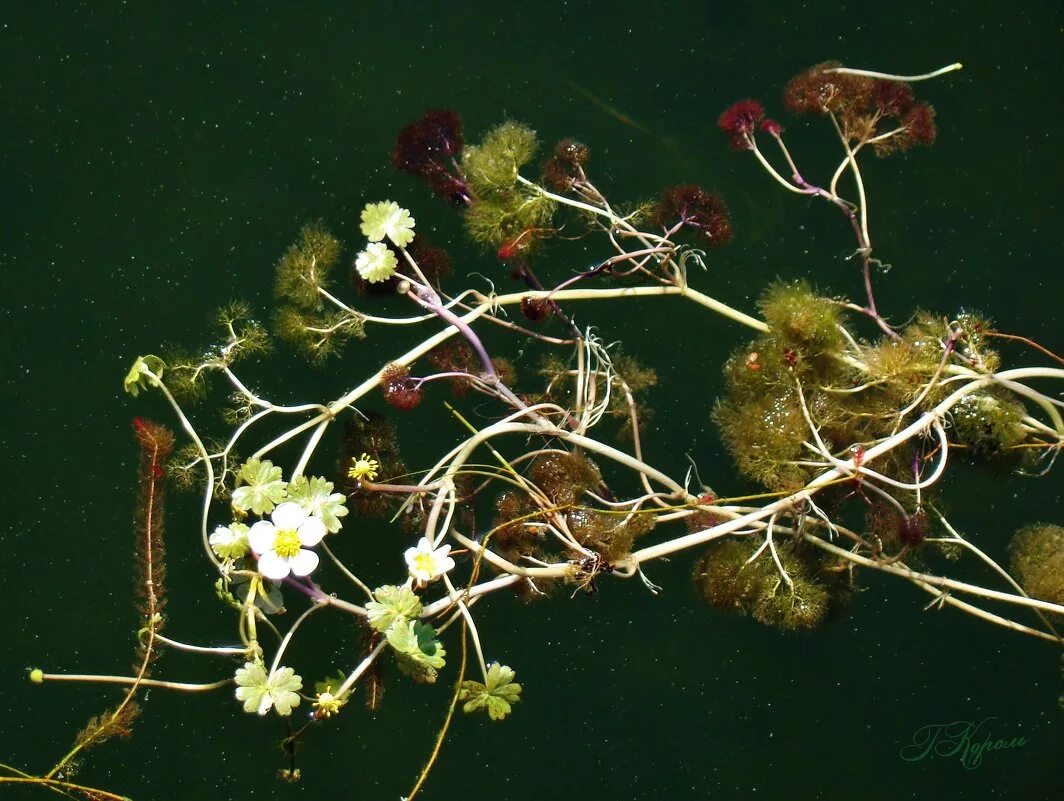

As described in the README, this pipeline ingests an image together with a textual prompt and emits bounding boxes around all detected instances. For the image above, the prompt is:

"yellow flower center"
[412,552,435,576]
[314,689,343,718]
[348,453,379,482]
[273,528,302,559]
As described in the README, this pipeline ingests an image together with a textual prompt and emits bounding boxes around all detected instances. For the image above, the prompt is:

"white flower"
[360,200,416,247]
[355,242,399,283]
[234,661,302,716]
[209,521,250,560]
[248,501,326,580]
[404,537,456,585]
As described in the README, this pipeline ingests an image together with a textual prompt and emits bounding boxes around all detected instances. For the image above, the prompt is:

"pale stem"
[910,582,1061,643]
[631,372,1011,564]
[824,63,963,82]
[222,366,328,413]
[336,639,389,699]
[930,509,1060,638]
[320,540,375,600]
[290,418,330,480]
[805,532,1064,618]
[828,112,871,249]
[750,139,818,195]
[145,370,220,570]
[33,673,231,692]
[269,603,323,676]
[420,574,526,617]
[154,635,250,656]
[451,530,571,579]
[443,574,489,682]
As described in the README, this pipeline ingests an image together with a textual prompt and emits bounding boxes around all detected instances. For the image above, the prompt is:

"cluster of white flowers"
[354,200,416,283]
[209,458,348,580]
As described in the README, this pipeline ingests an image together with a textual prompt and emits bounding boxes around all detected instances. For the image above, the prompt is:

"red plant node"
[760,118,783,136]
[718,99,765,149]
[381,364,422,411]
[653,185,732,247]
[903,103,937,146]
[520,297,553,322]
[897,510,927,547]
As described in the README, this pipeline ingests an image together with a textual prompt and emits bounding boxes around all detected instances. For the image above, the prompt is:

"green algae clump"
[694,539,829,631]
[1008,523,1064,605]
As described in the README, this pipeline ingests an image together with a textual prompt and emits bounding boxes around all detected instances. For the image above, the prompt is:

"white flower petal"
[256,692,274,715]
[209,526,232,545]
[248,521,276,555]
[257,550,292,580]
[438,555,456,574]
[289,548,319,577]
[272,501,307,530]
[298,516,327,547]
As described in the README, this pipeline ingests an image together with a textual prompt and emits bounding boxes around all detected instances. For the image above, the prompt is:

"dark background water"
[2,2,1062,800]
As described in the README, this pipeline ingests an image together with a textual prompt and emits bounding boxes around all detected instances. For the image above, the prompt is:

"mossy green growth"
[714,386,811,492]
[464,190,556,248]
[461,120,556,250]
[693,538,829,630]
[757,280,844,360]
[491,489,545,564]
[860,335,942,405]
[953,310,1000,373]
[270,224,364,360]
[157,344,212,402]
[1008,523,1064,605]
[214,301,270,362]
[462,121,539,196]
[530,451,602,507]
[275,306,365,362]
[274,222,342,310]
[950,390,1027,458]
[567,506,656,563]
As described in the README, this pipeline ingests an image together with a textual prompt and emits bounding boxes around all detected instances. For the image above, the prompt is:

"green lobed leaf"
[459,662,522,720]
[365,585,423,633]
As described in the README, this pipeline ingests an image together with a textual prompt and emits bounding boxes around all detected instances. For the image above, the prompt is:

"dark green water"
[2,2,1061,800]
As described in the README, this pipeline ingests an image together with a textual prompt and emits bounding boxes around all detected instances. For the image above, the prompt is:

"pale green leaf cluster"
[387,620,446,684]
[459,662,522,720]
[214,577,241,611]
[360,200,416,248]
[123,354,166,396]
[287,475,348,533]
[232,458,288,515]
[366,584,423,633]
[234,661,302,716]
